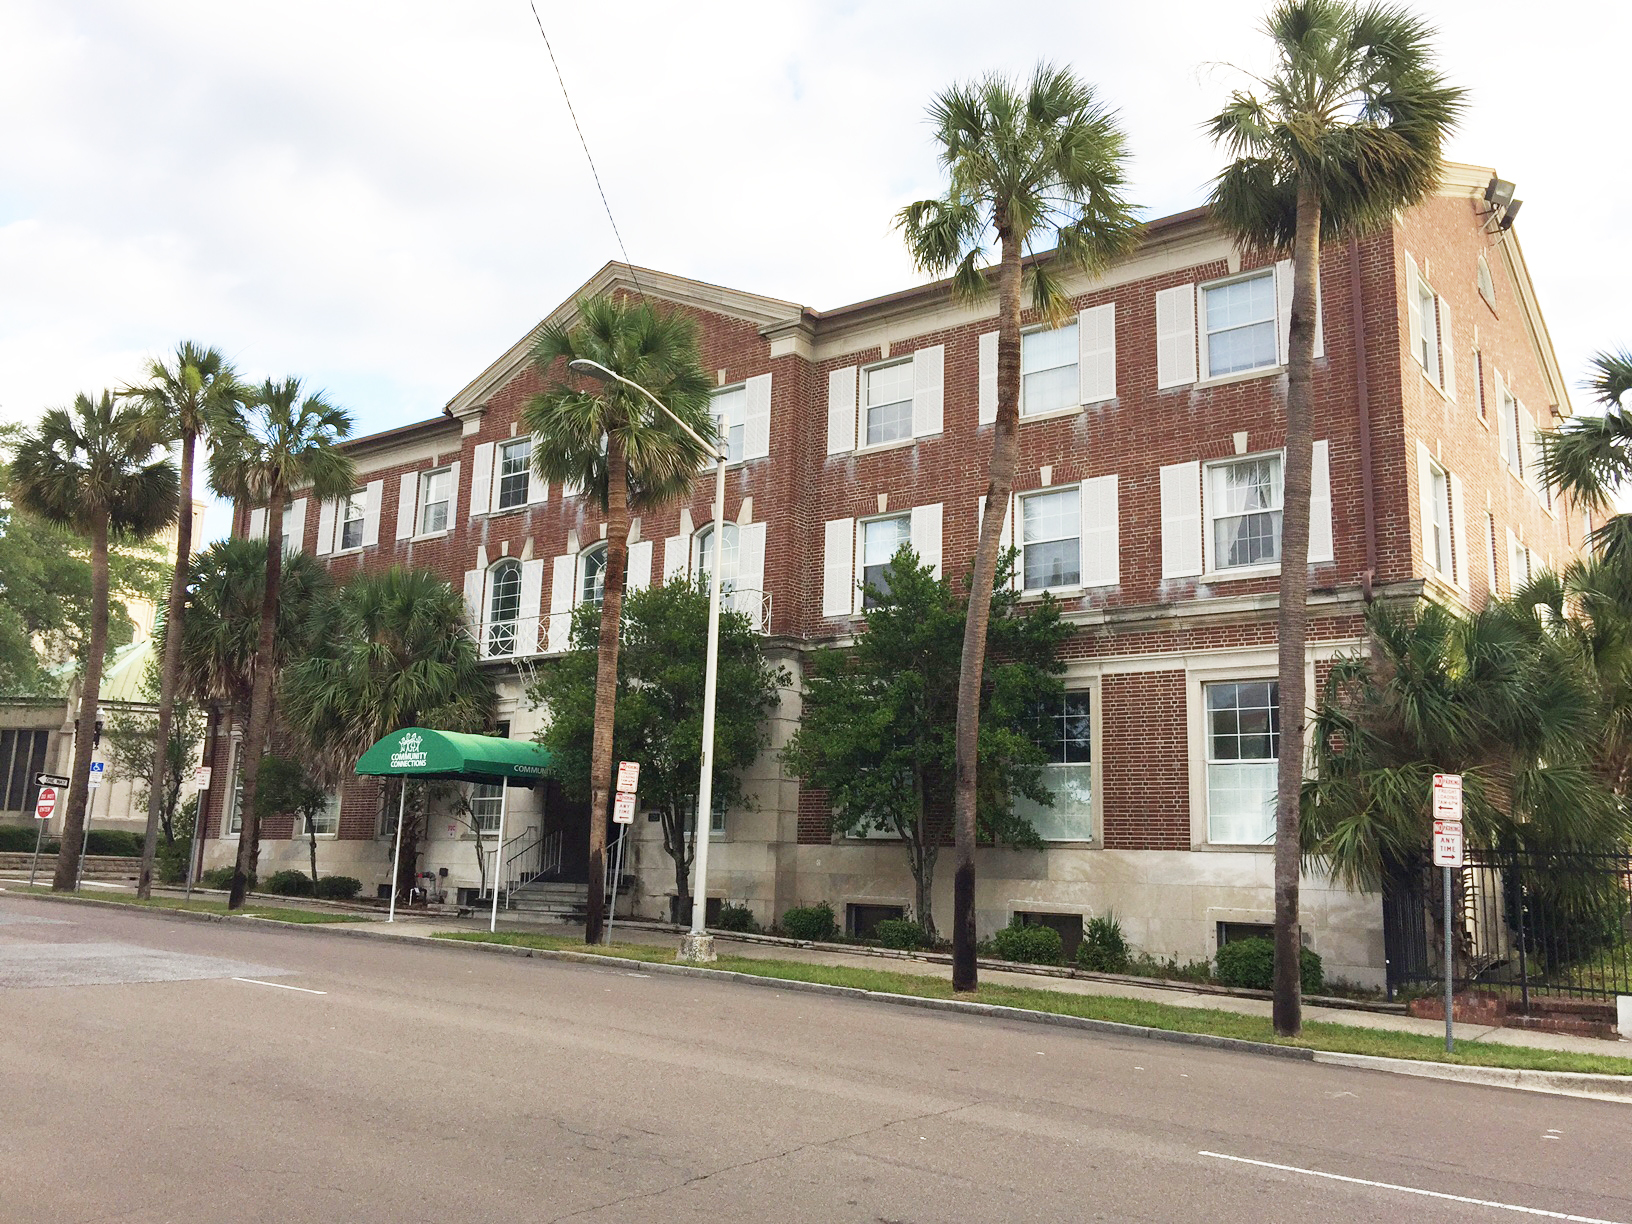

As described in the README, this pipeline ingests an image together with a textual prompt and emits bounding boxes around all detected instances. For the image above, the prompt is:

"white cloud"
[2,0,1627,536]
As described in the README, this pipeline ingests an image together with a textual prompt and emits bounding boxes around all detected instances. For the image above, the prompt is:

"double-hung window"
[419,468,451,535]
[1427,460,1453,579]
[496,438,532,510]
[486,560,521,657]
[470,783,503,835]
[712,386,747,465]
[1013,692,1093,841]
[226,741,245,836]
[862,360,914,447]
[580,543,607,607]
[694,523,739,596]
[1413,276,1441,384]
[1202,272,1277,377]
[1206,680,1279,845]
[1208,455,1282,570]
[859,514,910,608]
[300,794,340,837]
[1019,487,1081,590]
[1021,324,1078,416]
[1501,386,1522,474]
[338,491,366,551]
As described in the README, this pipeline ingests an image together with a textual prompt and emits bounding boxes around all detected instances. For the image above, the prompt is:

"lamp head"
[567,358,617,384]
[1498,199,1523,231]
[1484,177,1516,208]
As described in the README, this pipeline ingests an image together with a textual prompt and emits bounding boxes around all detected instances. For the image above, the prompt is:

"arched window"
[486,559,522,657]
[692,522,739,595]
[580,543,607,607]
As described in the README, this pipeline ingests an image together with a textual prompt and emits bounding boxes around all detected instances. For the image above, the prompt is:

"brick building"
[201,163,1580,985]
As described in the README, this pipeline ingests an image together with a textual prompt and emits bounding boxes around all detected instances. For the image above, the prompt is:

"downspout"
[1349,238,1377,601]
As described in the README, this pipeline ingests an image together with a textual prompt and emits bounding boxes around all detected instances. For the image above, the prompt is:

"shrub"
[1213,936,1323,993]
[1076,913,1131,973]
[314,875,362,900]
[715,901,759,933]
[873,918,928,950]
[156,837,192,885]
[781,902,838,942]
[0,824,45,852]
[264,869,314,896]
[85,830,143,856]
[991,920,1064,965]
[200,866,255,891]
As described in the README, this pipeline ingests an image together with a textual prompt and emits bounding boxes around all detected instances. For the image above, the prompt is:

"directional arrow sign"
[37,773,70,788]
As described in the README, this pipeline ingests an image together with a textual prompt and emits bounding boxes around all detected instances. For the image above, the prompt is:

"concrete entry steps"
[505,880,588,921]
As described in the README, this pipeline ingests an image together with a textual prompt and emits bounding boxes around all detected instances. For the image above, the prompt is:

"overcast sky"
[3,1,1627,538]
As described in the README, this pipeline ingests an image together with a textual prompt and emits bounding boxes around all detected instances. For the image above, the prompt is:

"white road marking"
[1199,1151,1625,1223]
[232,977,326,995]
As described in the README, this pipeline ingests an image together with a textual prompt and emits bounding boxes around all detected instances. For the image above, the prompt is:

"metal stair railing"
[501,828,557,909]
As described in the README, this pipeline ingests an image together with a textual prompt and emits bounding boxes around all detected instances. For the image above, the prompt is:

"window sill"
[1021,404,1087,425]
[1194,365,1284,391]
[410,529,450,543]
[1420,368,1453,403]
[1038,839,1098,849]
[1197,841,1274,852]
[1200,564,1280,582]
[331,545,367,558]
[851,436,923,458]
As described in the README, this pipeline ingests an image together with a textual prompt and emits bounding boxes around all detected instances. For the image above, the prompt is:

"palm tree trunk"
[1272,181,1322,1036]
[230,489,284,910]
[950,226,1024,991]
[54,515,111,891]
[584,435,631,943]
[137,430,195,899]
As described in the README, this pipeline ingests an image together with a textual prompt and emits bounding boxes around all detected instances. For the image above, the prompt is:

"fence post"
[1514,866,1530,1016]
[1443,863,1455,1055]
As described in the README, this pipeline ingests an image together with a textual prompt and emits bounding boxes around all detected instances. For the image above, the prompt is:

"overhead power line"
[526,1,645,300]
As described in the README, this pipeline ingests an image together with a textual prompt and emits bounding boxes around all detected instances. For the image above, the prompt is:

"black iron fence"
[1383,850,1632,1006]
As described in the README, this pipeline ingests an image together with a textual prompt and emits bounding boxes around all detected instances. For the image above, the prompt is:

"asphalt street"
[1,894,1628,1224]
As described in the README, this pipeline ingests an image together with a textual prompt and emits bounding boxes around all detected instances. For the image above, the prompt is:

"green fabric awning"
[353,727,551,787]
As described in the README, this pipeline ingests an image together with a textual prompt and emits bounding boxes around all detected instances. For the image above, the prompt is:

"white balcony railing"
[472,588,771,662]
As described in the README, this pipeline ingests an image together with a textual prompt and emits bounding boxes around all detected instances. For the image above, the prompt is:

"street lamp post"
[568,358,726,963]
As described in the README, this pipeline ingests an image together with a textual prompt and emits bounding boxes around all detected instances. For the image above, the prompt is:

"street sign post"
[612,793,637,825]
[29,785,58,887]
[606,763,640,945]
[194,765,212,791]
[1432,772,1464,1053]
[616,761,640,793]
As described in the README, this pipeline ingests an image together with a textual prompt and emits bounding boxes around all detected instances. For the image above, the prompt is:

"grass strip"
[437,930,1632,1077]
[2,885,364,924]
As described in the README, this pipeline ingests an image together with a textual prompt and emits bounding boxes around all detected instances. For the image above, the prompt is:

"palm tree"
[1206,0,1465,1034]
[165,537,333,881]
[898,64,1141,990]
[282,567,494,901]
[8,392,178,890]
[1540,348,1632,558]
[123,342,246,899]
[524,295,714,944]
[208,379,354,908]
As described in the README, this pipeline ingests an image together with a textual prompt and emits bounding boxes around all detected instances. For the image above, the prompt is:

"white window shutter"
[743,373,772,460]
[661,534,688,582]
[1405,253,1423,369]
[361,479,384,548]
[1313,267,1325,360]
[822,518,855,617]
[1517,403,1537,488]
[977,494,1016,587]
[396,472,418,540]
[527,436,549,504]
[315,498,336,556]
[826,366,857,455]
[1155,285,1197,389]
[1078,304,1115,404]
[1276,259,1295,367]
[518,558,545,655]
[1416,441,1437,573]
[733,522,767,627]
[247,507,266,541]
[547,553,576,652]
[1308,441,1334,565]
[911,345,944,437]
[1438,296,1456,400]
[627,540,654,593]
[1159,461,1202,578]
[1505,528,1521,593]
[910,502,942,577]
[1448,471,1468,591]
[470,441,494,517]
[1079,475,1119,587]
[446,460,461,523]
[461,568,482,630]
[978,331,998,424]
[1496,371,1513,469]
[285,497,306,554]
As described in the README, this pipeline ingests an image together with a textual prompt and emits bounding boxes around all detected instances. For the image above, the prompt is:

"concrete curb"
[10,889,1629,1102]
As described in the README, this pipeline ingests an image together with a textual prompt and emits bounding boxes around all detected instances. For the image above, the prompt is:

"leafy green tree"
[1207,0,1465,1034]
[784,550,1071,938]
[281,567,494,901]
[898,64,1140,989]
[209,378,354,908]
[524,295,715,943]
[123,342,246,898]
[9,392,178,890]
[101,674,206,851]
[256,755,329,892]
[532,577,784,918]
[0,424,168,693]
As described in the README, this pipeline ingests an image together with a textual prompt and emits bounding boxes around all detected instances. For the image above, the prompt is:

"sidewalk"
[10,877,1623,1059]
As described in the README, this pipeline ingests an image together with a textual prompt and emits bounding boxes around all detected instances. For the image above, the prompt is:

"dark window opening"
[1217,921,1273,948]
[1016,910,1084,959]
[848,903,906,939]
